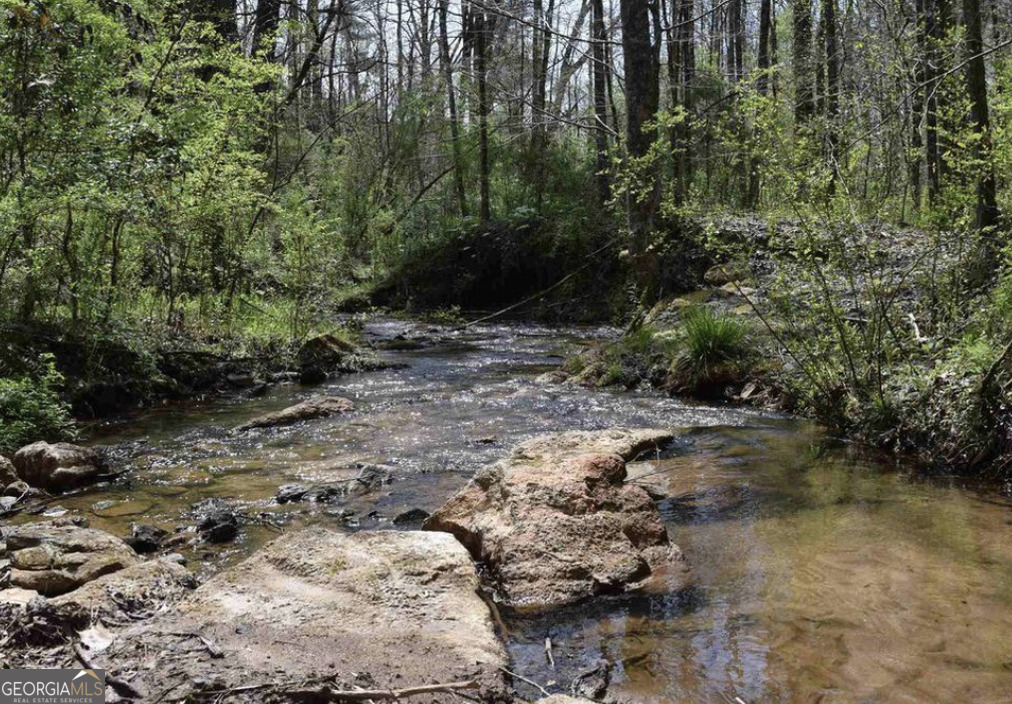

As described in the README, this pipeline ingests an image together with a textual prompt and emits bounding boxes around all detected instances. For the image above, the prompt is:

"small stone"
[126,524,168,554]
[393,508,430,525]
[197,510,239,544]
[276,484,310,504]
[5,481,30,498]
[165,553,187,565]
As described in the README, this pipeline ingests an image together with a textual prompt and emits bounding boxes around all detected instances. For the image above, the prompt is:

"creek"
[50,319,1012,703]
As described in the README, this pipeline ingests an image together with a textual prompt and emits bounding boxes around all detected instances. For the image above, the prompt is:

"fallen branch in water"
[498,667,550,698]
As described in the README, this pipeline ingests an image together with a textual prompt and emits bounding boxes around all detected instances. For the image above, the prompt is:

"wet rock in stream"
[194,503,241,543]
[275,464,392,505]
[234,395,355,432]
[87,528,510,702]
[424,428,687,608]
[393,507,430,525]
[298,333,392,384]
[12,442,110,492]
[126,524,168,554]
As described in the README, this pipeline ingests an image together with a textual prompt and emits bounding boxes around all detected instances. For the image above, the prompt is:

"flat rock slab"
[96,529,509,702]
[234,395,354,432]
[511,428,673,463]
[425,429,686,609]
[3,523,140,596]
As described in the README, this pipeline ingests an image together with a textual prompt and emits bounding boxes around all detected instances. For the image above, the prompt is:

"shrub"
[0,355,75,454]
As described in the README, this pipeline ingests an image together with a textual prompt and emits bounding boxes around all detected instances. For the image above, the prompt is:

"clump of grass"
[671,307,749,390]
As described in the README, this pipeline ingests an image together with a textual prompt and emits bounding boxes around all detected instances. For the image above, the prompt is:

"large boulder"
[94,529,509,702]
[703,262,748,286]
[234,395,354,432]
[3,523,140,596]
[424,429,685,608]
[12,442,108,492]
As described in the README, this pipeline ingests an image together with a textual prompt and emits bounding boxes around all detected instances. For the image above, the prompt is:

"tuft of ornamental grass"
[672,306,749,389]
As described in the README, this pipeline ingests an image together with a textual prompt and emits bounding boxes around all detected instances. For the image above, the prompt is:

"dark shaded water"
[33,320,1012,703]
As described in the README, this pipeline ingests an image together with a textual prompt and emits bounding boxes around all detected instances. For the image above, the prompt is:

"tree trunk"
[925,0,946,201]
[823,0,839,188]
[675,0,694,200]
[963,0,998,237]
[592,0,611,204]
[475,7,492,224]
[793,0,814,125]
[251,0,282,61]
[620,0,661,295]
[747,0,774,207]
[439,0,469,218]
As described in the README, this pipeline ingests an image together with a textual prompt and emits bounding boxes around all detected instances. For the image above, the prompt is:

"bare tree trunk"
[252,0,282,61]
[674,0,694,200]
[620,0,660,295]
[963,0,998,236]
[439,0,469,218]
[592,0,611,204]
[475,7,492,224]
[925,0,946,201]
[793,0,814,125]
[823,0,839,189]
[747,0,773,207]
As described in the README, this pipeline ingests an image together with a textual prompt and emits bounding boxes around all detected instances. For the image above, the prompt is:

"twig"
[477,589,510,637]
[277,680,479,701]
[498,667,550,698]
[168,631,224,659]
[544,637,555,669]
[74,643,144,700]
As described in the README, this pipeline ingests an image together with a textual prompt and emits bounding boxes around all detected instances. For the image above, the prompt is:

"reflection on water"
[31,319,1012,702]
[510,426,1012,703]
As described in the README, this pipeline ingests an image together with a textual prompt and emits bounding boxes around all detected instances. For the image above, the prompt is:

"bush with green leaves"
[0,356,75,454]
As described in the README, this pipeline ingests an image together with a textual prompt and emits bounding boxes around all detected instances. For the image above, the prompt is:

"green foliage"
[674,307,748,383]
[0,355,75,453]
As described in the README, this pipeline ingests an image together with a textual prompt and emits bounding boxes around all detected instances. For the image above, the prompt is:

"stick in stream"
[498,667,550,698]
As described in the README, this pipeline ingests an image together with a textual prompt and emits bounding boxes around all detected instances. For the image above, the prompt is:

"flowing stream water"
[34,320,1012,703]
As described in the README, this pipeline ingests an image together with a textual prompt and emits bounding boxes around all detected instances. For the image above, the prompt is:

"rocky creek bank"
[1,429,680,703]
